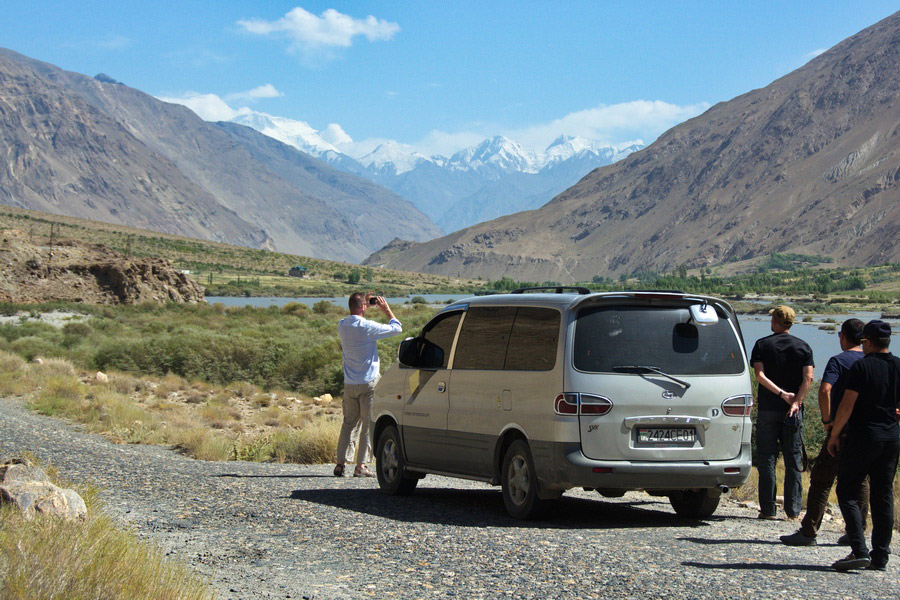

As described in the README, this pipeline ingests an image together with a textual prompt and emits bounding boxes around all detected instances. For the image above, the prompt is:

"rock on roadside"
[0,456,87,520]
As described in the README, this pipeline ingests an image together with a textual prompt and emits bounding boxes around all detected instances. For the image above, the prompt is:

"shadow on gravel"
[289,486,717,530]
[683,561,835,573]
[680,536,781,546]
[214,473,325,479]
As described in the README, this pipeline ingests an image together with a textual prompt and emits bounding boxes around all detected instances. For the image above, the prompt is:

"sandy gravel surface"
[2,397,897,600]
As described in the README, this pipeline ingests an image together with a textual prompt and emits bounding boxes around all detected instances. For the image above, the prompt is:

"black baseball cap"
[861,320,891,340]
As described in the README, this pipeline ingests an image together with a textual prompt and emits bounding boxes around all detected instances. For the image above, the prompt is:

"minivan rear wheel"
[501,440,554,520]
[669,489,720,518]
[376,424,418,496]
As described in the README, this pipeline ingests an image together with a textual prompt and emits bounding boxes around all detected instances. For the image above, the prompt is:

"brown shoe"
[333,464,345,477]
[354,465,375,478]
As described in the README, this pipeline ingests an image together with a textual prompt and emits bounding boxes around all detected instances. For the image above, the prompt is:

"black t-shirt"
[845,352,900,442]
[750,332,815,413]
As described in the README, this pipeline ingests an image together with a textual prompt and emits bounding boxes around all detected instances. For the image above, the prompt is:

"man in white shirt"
[334,292,402,477]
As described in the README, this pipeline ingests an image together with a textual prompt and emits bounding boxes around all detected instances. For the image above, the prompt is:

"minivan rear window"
[573,305,744,375]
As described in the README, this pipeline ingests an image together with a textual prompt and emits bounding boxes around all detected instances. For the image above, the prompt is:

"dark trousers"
[800,431,869,538]
[756,410,804,517]
[837,437,900,564]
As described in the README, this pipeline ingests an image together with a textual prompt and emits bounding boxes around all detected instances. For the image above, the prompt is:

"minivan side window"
[454,307,515,370]
[454,306,560,371]
[420,310,463,369]
[504,307,560,371]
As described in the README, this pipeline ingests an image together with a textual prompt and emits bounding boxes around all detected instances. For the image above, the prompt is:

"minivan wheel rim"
[382,438,400,481]
[508,455,530,506]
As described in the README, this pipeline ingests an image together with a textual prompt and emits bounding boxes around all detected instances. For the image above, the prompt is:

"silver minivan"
[371,288,753,519]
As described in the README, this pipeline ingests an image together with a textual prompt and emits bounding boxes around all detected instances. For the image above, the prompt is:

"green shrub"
[8,336,61,361]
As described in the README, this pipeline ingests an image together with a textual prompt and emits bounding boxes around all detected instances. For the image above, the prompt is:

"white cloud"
[804,48,827,60]
[505,100,710,151]
[321,123,352,146]
[156,92,251,122]
[238,7,399,60]
[391,100,709,157]
[226,84,284,102]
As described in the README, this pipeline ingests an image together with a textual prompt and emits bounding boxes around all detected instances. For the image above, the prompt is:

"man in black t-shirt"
[781,318,868,546]
[827,320,900,572]
[750,305,814,520]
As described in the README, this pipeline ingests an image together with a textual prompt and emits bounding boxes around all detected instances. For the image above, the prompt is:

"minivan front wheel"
[501,440,554,519]
[669,489,720,518]
[376,424,418,496]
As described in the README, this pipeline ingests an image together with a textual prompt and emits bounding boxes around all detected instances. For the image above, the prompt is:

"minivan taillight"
[554,393,579,415]
[554,393,613,416]
[580,394,613,415]
[722,395,753,417]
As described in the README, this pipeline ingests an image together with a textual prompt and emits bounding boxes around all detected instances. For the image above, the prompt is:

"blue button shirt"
[337,315,403,385]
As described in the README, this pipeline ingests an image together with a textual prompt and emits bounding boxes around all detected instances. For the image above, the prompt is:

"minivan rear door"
[569,303,750,462]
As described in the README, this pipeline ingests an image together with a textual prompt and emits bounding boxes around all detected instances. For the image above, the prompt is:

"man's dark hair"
[348,292,366,311]
[841,318,865,346]
[870,336,891,350]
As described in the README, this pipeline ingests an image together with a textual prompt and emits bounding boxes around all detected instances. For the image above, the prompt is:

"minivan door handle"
[436,381,446,393]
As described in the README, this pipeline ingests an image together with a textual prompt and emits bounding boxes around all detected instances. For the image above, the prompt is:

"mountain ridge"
[0,47,441,263]
[226,113,645,233]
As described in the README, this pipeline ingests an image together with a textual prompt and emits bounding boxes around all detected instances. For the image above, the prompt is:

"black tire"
[501,439,555,519]
[669,489,720,518]
[375,424,418,496]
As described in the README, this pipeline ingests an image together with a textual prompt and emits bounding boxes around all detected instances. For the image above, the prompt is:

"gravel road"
[2,396,897,600]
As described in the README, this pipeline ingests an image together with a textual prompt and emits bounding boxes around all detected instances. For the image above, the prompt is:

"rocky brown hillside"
[369,12,900,282]
[0,229,204,304]
[0,49,441,263]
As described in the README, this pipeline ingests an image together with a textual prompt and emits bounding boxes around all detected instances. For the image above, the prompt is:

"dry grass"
[0,351,341,465]
[0,465,213,600]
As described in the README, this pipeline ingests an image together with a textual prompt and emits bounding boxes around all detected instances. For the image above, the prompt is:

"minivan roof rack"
[511,286,591,294]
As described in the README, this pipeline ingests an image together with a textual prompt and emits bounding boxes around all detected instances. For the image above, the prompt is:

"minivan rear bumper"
[533,441,752,492]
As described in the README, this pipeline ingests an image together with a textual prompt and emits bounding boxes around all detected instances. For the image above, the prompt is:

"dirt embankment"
[0,229,204,304]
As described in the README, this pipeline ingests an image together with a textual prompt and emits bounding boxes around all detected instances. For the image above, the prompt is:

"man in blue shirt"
[781,318,867,546]
[828,320,900,571]
[334,292,402,478]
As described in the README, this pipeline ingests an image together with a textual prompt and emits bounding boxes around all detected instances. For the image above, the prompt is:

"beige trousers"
[336,380,377,465]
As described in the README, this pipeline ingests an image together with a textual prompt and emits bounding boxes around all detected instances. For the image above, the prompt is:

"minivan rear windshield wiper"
[611,365,691,390]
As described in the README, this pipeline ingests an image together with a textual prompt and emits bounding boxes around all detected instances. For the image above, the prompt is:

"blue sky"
[2,2,897,157]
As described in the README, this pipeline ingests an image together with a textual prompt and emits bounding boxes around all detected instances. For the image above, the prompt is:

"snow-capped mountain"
[358,141,434,175]
[227,111,643,233]
[447,136,540,175]
[230,112,340,156]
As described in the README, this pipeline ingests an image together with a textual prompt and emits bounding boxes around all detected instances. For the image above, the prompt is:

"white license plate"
[637,427,696,444]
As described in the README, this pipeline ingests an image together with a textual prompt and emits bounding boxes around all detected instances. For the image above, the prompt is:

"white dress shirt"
[337,314,403,385]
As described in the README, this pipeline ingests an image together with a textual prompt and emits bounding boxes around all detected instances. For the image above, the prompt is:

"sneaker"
[353,465,375,478]
[333,464,345,477]
[832,553,871,571]
[837,533,851,546]
[780,530,817,546]
[866,562,887,571]
[758,512,780,520]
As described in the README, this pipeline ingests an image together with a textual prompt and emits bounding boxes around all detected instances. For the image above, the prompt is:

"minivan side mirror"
[689,303,718,325]
[398,337,445,370]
